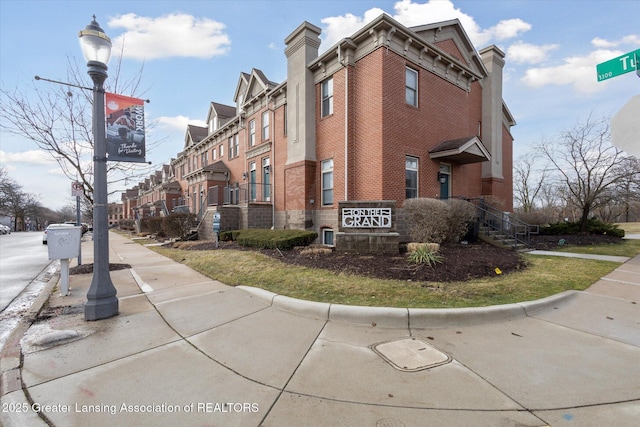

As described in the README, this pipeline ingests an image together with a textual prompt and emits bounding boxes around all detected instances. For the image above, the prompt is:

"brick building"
[123,14,515,245]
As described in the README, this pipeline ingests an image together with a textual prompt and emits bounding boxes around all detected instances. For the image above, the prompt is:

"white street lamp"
[79,16,118,320]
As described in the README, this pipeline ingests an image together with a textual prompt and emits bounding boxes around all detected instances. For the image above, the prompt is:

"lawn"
[142,222,639,308]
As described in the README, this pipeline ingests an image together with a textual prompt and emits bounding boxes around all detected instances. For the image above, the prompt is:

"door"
[439,164,451,200]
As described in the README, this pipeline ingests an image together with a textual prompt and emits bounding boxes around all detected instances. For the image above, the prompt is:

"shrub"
[236,229,318,250]
[141,217,164,237]
[408,245,443,267]
[403,198,449,244]
[540,218,625,237]
[119,219,136,231]
[163,212,198,240]
[445,199,477,242]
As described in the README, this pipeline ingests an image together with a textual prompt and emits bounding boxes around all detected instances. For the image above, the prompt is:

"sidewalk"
[1,232,639,426]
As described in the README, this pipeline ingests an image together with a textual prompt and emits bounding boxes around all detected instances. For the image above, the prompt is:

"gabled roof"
[233,68,276,107]
[206,102,236,128]
[428,136,491,164]
[184,124,208,149]
[409,19,486,77]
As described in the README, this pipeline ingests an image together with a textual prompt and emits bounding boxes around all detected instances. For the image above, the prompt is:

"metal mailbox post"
[47,226,82,296]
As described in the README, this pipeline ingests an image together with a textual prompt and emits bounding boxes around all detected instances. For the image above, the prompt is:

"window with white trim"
[406,67,418,106]
[406,156,418,199]
[322,228,334,246]
[249,120,255,147]
[261,111,269,140]
[321,159,334,206]
[321,77,333,117]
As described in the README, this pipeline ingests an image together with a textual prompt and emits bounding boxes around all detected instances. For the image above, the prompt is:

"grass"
[134,222,639,308]
[151,246,621,308]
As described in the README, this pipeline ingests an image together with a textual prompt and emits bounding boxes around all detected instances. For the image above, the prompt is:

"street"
[0,231,56,352]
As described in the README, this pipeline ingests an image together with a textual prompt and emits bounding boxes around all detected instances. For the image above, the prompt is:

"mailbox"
[212,212,221,233]
[47,226,82,260]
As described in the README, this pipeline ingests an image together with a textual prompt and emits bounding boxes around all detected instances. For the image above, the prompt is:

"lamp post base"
[85,296,119,321]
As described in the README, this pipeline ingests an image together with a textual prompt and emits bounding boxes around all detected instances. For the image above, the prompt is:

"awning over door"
[428,136,491,164]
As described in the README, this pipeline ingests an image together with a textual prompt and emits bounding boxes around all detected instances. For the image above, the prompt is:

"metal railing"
[208,183,272,207]
[466,198,538,248]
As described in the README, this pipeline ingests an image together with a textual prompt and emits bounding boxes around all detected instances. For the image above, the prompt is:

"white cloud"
[320,0,530,51]
[156,115,206,132]
[507,41,559,64]
[521,49,624,95]
[320,8,385,50]
[0,150,54,165]
[109,13,231,60]
[592,34,640,48]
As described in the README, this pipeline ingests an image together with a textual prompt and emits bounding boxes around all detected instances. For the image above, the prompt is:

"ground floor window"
[321,159,334,206]
[406,156,418,199]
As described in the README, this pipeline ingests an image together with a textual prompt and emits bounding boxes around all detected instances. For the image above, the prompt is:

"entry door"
[439,164,451,200]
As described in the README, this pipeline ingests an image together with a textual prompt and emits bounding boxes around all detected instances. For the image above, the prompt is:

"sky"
[1,0,638,211]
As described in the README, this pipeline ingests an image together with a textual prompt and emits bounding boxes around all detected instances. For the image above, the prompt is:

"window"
[406,156,418,199]
[212,147,217,161]
[321,159,333,206]
[201,151,208,167]
[228,135,238,159]
[261,111,269,140]
[249,120,255,147]
[249,161,257,202]
[219,144,224,158]
[262,157,270,201]
[321,78,333,117]
[322,228,334,246]
[406,67,418,106]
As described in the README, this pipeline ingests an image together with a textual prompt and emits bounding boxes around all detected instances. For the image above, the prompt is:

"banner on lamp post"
[105,93,146,163]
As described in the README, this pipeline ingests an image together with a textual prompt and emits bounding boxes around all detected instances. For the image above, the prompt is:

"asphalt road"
[0,231,55,352]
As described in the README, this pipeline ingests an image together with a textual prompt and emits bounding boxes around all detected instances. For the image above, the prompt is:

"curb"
[0,266,59,427]
[236,285,579,328]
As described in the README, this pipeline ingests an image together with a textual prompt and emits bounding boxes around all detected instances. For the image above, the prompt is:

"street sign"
[71,181,83,197]
[596,49,640,82]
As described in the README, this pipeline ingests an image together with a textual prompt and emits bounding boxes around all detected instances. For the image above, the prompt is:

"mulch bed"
[70,233,622,282]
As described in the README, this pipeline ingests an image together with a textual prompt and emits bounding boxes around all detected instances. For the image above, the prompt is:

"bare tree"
[0,56,157,205]
[537,114,637,231]
[0,166,43,230]
[513,153,548,213]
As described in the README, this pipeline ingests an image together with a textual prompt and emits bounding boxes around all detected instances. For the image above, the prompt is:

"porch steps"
[479,226,528,250]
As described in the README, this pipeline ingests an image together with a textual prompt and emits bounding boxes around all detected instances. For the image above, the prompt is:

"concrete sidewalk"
[1,232,639,426]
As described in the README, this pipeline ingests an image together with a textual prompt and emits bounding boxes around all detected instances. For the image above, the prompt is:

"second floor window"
[406,67,418,106]
[262,111,269,140]
[249,120,255,147]
[229,135,239,159]
[321,77,333,117]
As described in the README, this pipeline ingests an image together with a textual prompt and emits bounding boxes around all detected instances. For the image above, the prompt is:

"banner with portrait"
[105,93,146,163]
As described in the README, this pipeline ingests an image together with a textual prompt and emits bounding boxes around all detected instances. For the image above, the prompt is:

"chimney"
[479,45,505,180]
[284,21,321,164]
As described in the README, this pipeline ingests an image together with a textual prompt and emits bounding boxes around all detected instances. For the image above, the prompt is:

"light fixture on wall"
[242,172,247,180]
[438,172,447,184]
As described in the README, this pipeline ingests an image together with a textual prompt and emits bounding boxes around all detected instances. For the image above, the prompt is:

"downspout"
[339,45,349,201]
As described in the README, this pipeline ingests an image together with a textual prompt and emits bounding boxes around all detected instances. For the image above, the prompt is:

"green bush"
[235,229,318,250]
[408,245,443,267]
[403,198,449,244]
[219,230,243,241]
[540,218,625,237]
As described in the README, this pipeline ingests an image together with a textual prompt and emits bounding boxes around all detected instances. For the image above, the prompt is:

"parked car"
[0,224,10,234]
[65,221,89,234]
[42,223,74,244]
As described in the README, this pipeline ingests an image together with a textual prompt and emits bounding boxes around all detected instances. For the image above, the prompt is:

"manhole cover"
[372,337,451,372]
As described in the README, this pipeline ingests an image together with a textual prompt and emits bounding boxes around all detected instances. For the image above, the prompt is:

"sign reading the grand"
[341,207,392,228]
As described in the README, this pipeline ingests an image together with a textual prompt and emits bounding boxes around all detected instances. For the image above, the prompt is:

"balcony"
[208,183,271,207]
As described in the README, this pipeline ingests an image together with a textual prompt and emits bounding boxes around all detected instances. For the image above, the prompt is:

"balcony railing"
[208,183,271,207]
